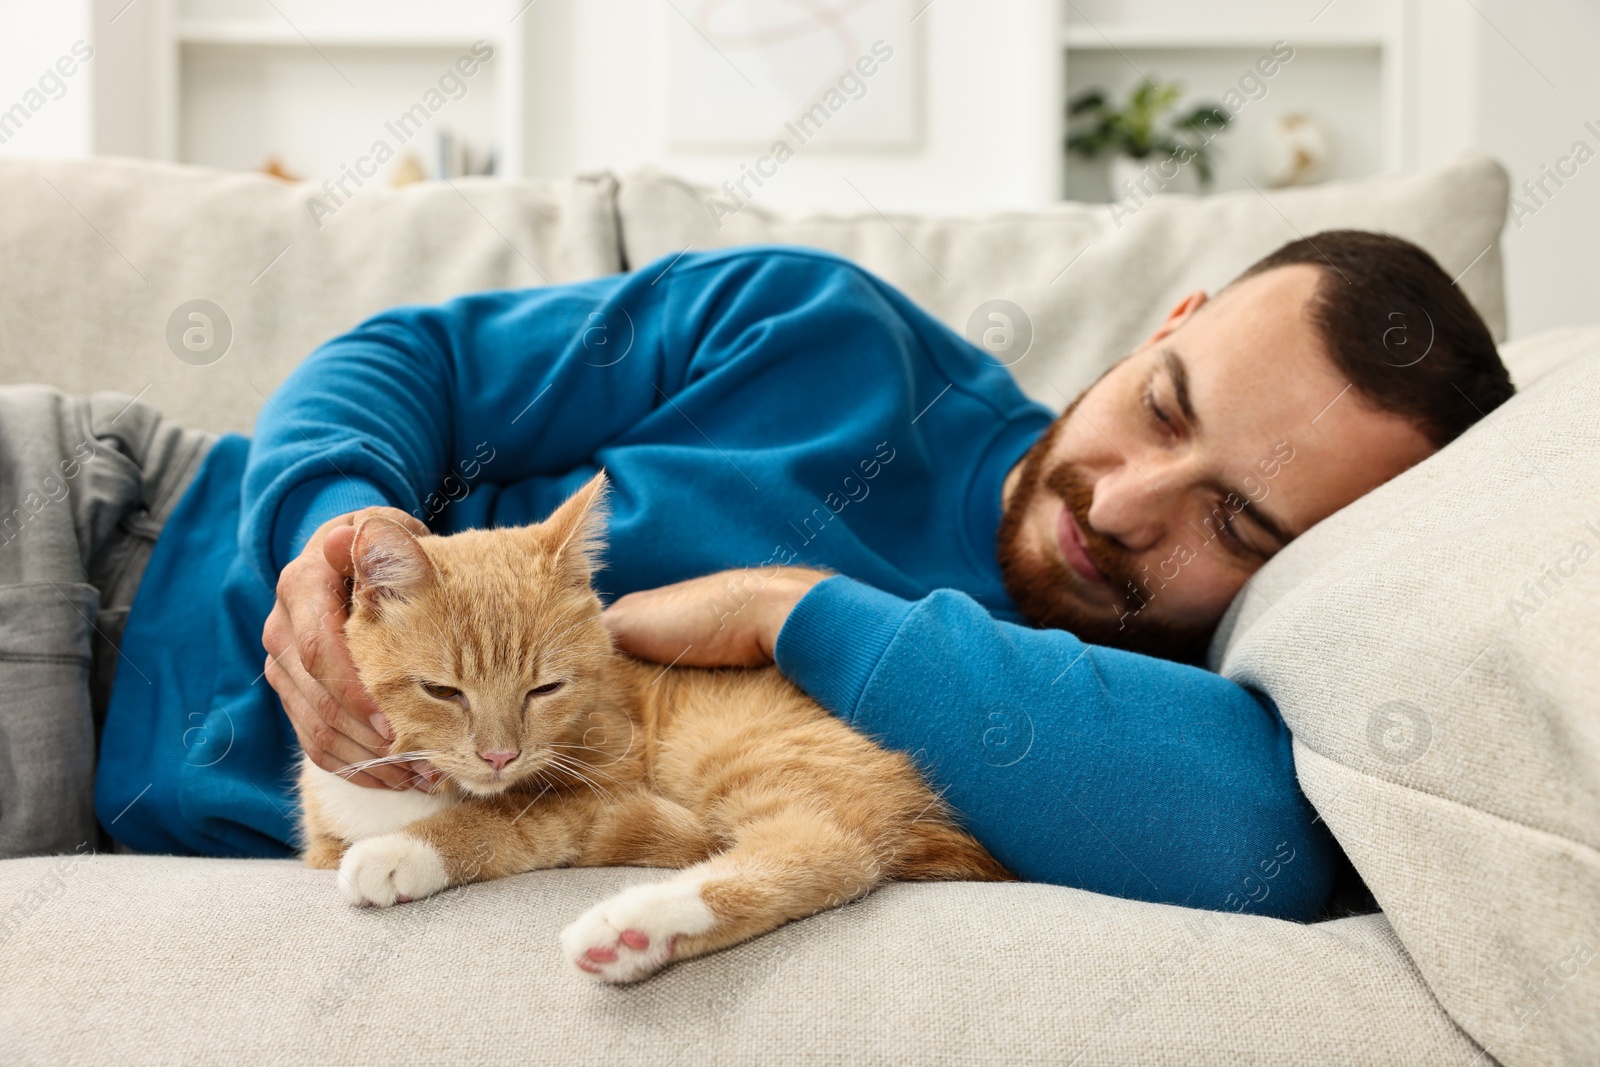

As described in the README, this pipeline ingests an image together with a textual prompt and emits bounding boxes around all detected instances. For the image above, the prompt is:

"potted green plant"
[1067,81,1232,197]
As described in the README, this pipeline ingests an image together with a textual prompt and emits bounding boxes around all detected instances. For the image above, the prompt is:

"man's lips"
[1056,500,1107,584]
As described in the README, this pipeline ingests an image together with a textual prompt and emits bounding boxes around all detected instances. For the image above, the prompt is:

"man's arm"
[252,248,927,790]
[251,272,678,791]
[606,569,1341,921]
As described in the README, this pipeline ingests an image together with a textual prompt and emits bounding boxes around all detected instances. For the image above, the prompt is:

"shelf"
[160,3,526,177]
[1062,26,1388,50]
[175,21,504,47]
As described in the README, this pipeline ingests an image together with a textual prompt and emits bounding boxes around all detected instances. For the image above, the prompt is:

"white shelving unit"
[173,23,506,48]
[1061,27,1390,50]
[150,0,526,180]
[1060,0,1413,201]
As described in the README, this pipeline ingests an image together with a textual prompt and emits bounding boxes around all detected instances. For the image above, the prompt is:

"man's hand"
[602,566,832,667]
[261,505,440,792]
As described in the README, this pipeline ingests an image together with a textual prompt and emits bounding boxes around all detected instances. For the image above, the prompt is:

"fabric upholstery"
[0,156,621,435]
[1211,330,1600,1067]
[0,855,1485,1066]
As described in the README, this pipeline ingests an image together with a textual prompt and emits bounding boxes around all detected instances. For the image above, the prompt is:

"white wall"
[86,0,159,158]
[1463,0,1600,339]
[0,0,96,158]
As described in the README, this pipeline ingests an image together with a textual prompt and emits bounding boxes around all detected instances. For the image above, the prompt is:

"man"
[1,231,1511,923]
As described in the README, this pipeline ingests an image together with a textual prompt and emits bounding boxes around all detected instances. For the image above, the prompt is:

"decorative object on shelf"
[431,127,498,180]
[1067,81,1232,197]
[257,156,302,183]
[1257,111,1332,188]
[391,154,428,187]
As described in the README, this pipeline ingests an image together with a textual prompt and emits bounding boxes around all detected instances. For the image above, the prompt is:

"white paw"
[337,832,450,908]
[560,876,717,983]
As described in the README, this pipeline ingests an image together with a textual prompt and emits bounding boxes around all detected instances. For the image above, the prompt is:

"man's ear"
[541,469,611,585]
[352,517,435,610]
[1143,290,1209,347]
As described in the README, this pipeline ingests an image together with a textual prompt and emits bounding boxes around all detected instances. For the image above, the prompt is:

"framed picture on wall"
[666,0,920,150]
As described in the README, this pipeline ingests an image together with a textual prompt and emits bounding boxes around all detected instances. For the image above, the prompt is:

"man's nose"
[1086,460,1182,554]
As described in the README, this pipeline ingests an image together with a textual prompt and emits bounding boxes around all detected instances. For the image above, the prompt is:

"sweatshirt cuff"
[772,574,917,724]
[272,475,395,572]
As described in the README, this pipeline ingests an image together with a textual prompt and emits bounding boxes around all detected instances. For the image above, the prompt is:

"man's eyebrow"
[1161,347,1199,429]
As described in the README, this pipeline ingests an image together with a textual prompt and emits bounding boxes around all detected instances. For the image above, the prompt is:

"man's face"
[997,264,1436,662]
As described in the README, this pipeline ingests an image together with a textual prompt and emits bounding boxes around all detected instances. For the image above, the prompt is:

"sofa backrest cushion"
[617,156,1510,412]
[0,157,622,434]
[1211,331,1600,1067]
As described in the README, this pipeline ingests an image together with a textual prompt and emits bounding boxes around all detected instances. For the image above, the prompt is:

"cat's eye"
[527,681,565,698]
[419,682,460,700]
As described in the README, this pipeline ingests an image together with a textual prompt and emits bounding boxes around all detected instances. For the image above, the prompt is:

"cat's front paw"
[560,877,717,983]
[337,832,450,908]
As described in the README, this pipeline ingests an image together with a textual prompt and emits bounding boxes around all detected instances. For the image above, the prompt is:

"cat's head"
[344,470,616,797]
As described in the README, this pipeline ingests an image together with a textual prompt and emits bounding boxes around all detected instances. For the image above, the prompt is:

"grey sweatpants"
[0,385,216,859]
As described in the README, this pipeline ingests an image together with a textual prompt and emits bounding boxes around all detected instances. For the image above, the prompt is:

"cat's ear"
[351,517,435,609]
[542,469,611,585]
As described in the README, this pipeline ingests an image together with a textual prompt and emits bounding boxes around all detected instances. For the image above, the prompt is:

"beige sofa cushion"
[0,157,622,434]
[617,156,1510,411]
[0,855,1485,1065]
[1211,331,1600,1067]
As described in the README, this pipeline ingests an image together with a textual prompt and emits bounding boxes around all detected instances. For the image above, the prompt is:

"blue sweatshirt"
[96,246,1340,921]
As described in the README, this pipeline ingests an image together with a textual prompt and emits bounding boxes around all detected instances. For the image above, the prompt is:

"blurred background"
[1,0,1595,340]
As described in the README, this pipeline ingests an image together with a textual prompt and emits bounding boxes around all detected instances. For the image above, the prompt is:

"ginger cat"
[295,470,1010,982]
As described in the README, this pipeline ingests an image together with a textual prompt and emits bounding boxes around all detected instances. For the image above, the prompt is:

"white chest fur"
[302,757,456,841]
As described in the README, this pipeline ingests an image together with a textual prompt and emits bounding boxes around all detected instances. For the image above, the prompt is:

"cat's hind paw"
[337,832,450,908]
[560,877,717,983]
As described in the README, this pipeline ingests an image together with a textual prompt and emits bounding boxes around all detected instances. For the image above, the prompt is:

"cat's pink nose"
[479,750,520,771]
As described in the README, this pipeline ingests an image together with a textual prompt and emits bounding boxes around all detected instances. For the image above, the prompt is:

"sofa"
[0,153,1593,1066]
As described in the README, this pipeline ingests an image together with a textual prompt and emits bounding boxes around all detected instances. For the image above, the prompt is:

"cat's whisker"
[543,739,622,753]
[334,750,445,778]
[541,735,637,769]
[557,757,622,787]
[544,767,611,804]
[562,772,615,804]
[542,748,611,785]
[539,742,624,775]
[543,741,633,767]
[540,751,617,803]
[389,768,429,791]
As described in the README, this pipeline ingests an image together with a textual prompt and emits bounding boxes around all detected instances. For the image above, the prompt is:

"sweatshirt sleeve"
[239,247,909,587]
[239,267,663,585]
[773,574,1342,922]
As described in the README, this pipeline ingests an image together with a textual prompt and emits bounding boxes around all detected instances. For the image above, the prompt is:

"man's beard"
[995,400,1215,664]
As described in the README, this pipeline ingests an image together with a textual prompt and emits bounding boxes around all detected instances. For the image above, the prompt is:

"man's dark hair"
[1233,230,1514,448]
